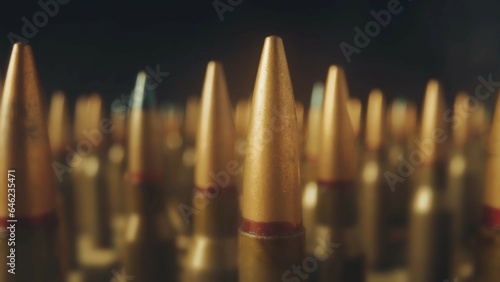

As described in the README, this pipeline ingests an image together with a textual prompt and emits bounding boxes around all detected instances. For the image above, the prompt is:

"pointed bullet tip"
[264,35,283,43]
[420,79,447,164]
[261,36,286,63]
[207,60,222,68]
[318,64,356,182]
[130,71,157,110]
[311,82,324,108]
[196,62,236,189]
[48,91,71,155]
[365,89,385,151]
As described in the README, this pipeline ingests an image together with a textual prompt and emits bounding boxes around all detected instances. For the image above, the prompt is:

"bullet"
[182,97,199,174]
[474,93,500,282]
[170,96,200,259]
[123,70,177,281]
[48,91,78,276]
[385,98,414,268]
[304,82,324,170]
[182,61,239,282]
[467,102,490,232]
[359,89,390,270]
[364,90,385,152]
[347,97,362,140]
[447,93,478,279]
[159,104,192,256]
[408,79,451,282]
[0,43,63,281]
[302,82,324,255]
[315,65,364,282]
[49,92,73,158]
[239,36,304,282]
[106,99,127,246]
[76,93,113,249]
[107,99,127,219]
[72,93,118,281]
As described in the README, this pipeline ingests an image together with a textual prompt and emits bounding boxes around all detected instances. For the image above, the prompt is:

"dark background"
[1,0,500,110]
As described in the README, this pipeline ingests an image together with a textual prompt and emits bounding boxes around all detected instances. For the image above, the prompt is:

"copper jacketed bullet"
[182,61,239,282]
[76,93,113,249]
[304,82,324,171]
[0,43,63,282]
[48,91,78,276]
[359,89,390,270]
[160,103,191,258]
[302,81,324,256]
[71,93,118,281]
[170,96,200,260]
[385,98,414,267]
[315,65,364,282]
[475,93,500,282]
[123,70,177,281]
[467,102,490,231]
[106,98,128,250]
[239,36,305,282]
[408,80,452,282]
[447,92,478,279]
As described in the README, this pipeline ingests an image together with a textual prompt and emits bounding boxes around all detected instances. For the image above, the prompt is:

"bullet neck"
[240,219,304,238]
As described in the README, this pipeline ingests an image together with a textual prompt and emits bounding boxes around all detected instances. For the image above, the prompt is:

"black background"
[1,0,500,110]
